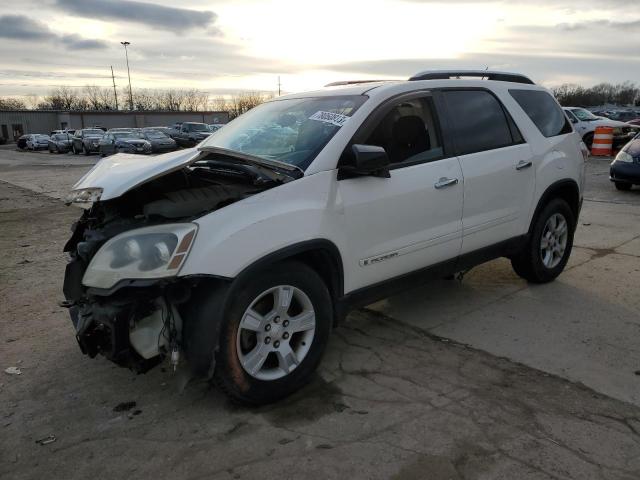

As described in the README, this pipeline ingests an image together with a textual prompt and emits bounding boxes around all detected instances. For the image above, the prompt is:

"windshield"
[571,108,599,121]
[185,123,209,132]
[200,95,367,170]
[114,132,140,139]
[84,129,104,136]
[143,131,168,139]
[53,134,68,140]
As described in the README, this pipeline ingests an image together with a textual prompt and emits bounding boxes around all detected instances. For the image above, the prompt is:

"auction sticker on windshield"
[309,111,350,127]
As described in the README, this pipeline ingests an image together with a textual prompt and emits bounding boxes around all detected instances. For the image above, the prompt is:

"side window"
[363,97,444,166]
[509,89,572,138]
[443,90,516,155]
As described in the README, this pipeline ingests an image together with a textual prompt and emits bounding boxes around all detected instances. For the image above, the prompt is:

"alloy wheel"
[236,285,316,381]
[540,213,568,268]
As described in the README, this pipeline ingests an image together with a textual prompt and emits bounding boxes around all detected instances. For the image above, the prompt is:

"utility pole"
[120,41,133,110]
[277,76,281,96]
[110,66,119,110]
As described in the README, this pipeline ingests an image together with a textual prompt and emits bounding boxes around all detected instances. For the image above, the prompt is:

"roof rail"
[408,70,535,85]
[324,79,392,87]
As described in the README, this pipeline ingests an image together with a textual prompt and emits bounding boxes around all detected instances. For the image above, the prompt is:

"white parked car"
[63,70,586,404]
[562,107,638,149]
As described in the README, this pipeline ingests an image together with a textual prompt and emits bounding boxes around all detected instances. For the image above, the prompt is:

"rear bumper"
[610,162,640,184]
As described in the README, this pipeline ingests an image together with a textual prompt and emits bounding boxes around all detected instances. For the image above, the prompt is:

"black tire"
[83,144,90,156]
[615,182,632,191]
[583,132,594,150]
[195,261,332,406]
[511,198,575,283]
[48,146,53,153]
[72,144,79,155]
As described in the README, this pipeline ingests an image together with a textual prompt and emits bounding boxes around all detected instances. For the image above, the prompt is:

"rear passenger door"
[441,89,535,254]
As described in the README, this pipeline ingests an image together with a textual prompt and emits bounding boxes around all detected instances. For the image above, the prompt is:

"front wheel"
[511,198,575,283]
[83,144,90,156]
[208,262,332,405]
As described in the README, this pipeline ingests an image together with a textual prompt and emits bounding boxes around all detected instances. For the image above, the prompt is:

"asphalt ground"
[1,147,639,479]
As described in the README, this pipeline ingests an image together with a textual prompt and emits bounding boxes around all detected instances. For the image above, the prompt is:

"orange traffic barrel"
[591,126,613,156]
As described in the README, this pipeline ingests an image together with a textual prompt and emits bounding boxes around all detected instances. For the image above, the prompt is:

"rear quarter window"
[509,89,572,138]
[443,90,520,155]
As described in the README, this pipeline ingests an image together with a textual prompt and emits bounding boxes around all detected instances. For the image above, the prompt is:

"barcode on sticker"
[309,111,349,127]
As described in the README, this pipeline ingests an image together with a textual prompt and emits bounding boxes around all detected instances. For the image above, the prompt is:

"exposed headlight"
[82,223,198,289]
[614,151,634,163]
[65,187,103,205]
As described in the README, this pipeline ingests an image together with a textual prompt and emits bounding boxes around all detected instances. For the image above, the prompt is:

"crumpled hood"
[70,148,202,201]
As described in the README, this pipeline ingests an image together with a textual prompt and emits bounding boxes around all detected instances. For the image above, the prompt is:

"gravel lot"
[1,148,639,479]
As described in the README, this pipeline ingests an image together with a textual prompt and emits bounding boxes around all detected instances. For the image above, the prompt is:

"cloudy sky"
[0,0,638,99]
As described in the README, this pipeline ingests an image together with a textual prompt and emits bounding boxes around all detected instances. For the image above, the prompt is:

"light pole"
[120,41,133,110]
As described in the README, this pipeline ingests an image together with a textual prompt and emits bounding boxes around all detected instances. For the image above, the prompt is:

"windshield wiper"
[198,146,304,181]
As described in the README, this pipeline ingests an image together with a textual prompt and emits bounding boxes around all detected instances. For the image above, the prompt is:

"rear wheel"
[82,144,90,156]
[72,144,79,155]
[511,198,575,283]
[615,182,632,191]
[209,262,332,405]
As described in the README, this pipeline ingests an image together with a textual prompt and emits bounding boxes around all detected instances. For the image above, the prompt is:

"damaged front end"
[62,152,284,373]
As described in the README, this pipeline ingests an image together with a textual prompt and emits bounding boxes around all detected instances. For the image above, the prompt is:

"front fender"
[179,170,345,280]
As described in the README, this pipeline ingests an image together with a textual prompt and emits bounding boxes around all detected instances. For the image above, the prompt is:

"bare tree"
[225,91,273,118]
[552,82,640,107]
[0,97,26,110]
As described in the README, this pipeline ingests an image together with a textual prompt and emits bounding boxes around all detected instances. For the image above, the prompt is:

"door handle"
[434,177,458,189]
[516,160,533,170]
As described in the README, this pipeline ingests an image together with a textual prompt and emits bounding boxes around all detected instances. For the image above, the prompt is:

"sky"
[0,0,638,100]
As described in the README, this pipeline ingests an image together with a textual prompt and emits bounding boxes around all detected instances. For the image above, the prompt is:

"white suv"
[63,70,586,405]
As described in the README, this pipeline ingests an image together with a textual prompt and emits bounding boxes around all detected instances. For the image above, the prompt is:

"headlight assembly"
[614,151,634,163]
[82,223,198,289]
[65,187,103,205]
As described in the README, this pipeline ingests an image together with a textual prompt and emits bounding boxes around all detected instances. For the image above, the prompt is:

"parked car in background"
[563,107,639,149]
[71,128,105,155]
[63,70,586,405]
[48,133,73,153]
[50,129,75,136]
[16,135,29,150]
[99,131,152,156]
[606,111,640,122]
[107,127,138,134]
[140,128,178,153]
[173,122,211,147]
[610,132,640,191]
[208,124,224,133]
[26,134,51,150]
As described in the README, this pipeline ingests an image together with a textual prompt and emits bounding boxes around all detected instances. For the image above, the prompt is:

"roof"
[278,77,545,102]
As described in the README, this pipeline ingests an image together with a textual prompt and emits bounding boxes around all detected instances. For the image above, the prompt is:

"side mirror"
[340,144,390,179]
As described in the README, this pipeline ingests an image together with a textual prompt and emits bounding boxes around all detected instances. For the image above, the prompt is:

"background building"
[0,110,229,142]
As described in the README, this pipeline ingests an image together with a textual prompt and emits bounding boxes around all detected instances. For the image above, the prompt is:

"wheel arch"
[529,179,581,235]
[235,239,345,304]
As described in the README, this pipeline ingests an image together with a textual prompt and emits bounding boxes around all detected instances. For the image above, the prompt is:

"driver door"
[336,93,464,293]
